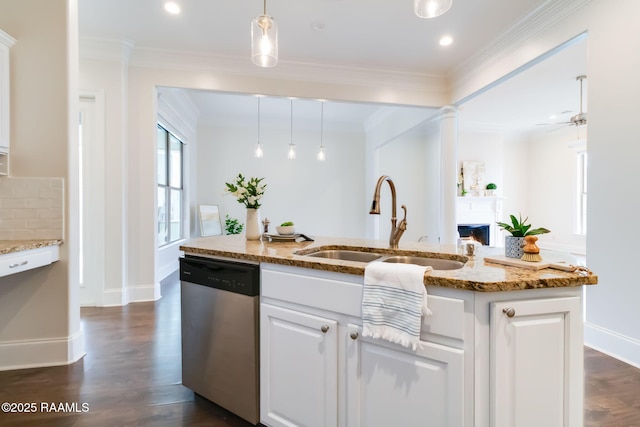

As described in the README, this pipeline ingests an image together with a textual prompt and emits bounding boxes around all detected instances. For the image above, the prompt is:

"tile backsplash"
[0,177,64,240]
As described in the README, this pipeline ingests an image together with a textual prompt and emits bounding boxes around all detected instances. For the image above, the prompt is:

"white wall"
[377,122,441,243]
[451,0,640,367]
[0,0,83,370]
[458,127,585,254]
[582,0,640,367]
[196,121,366,238]
[79,40,130,306]
[527,127,586,253]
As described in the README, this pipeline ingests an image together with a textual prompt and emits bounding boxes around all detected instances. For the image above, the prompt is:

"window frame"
[157,123,184,247]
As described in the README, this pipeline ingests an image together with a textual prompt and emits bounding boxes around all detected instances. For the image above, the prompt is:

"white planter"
[246,208,261,240]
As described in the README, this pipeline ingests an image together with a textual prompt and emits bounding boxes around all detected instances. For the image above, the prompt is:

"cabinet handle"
[350,331,359,340]
[9,260,29,268]
[503,307,516,318]
[320,325,330,333]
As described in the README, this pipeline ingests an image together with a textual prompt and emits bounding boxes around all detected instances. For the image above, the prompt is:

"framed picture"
[199,205,222,236]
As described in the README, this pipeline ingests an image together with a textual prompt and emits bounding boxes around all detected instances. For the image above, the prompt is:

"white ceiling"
[80,0,588,134]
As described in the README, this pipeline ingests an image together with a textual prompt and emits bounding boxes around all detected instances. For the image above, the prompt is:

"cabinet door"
[490,297,582,427]
[261,303,338,427]
[346,325,464,427]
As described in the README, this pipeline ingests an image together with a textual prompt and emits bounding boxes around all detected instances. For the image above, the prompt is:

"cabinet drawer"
[262,267,363,317]
[0,246,59,278]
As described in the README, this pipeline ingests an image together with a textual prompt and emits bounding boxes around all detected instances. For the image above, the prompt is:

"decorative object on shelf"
[251,0,278,67]
[224,215,244,235]
[198,204,222,236]
[485,182,497,196]
[414,0,453,18]
[497,214,550,258]
[457,167,464,196]
[462,160,485,196]
[521,235,542,262]
[224,173,267,240]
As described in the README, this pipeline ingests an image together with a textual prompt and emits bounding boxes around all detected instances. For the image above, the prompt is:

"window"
[576,151,587,235]
[157,124,184,245]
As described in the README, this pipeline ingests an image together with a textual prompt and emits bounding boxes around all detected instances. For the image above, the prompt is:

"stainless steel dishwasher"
[180,255,260,425]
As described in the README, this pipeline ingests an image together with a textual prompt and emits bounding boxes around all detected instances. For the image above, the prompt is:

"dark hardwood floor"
[1,272,639,426]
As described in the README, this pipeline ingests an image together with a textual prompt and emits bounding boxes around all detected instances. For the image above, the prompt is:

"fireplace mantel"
[457,196,503,247]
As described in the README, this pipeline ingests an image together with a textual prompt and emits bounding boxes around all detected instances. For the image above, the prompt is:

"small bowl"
[276,225,296,235]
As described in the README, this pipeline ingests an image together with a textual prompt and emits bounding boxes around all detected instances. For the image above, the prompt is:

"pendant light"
[287,100,296,160]
[251,0,278,67]
[414,0,452,18]
[254,98,264,158]
[317,102,326,162]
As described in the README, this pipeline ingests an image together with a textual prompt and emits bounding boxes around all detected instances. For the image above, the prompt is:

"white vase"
[245,208,261,241]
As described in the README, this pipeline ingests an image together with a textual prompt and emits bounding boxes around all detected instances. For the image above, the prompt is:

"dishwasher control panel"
[180,256,260,296]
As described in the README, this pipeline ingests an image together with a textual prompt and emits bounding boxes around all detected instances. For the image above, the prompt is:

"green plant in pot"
[497,214,550,258]
[485,182,497,196]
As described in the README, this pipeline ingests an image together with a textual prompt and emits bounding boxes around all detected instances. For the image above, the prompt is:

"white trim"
[101,287,129,307]
[128,283,161,303]
[0,331,85,371]
[584,322,640,369]
[451,0,592,96]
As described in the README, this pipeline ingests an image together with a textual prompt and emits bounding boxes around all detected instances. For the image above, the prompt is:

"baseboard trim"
[584,322,640,369]
[0,330,85,371]
[128,282,161,303]
[102,287,129,307]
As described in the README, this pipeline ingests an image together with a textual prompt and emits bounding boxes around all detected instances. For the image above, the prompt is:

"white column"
[440,106,458,245]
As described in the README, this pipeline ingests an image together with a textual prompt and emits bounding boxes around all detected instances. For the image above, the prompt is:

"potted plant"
[485,183,497,196]
[224,173,267,240]
[497,214,550,258]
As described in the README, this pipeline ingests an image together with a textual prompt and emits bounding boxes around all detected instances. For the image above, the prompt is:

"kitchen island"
[180,235,597,427]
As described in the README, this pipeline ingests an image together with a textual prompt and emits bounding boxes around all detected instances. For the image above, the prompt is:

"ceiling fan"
[537,75,587,128]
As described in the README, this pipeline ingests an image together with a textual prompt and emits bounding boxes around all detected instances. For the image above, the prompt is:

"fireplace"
[458,224,490,246]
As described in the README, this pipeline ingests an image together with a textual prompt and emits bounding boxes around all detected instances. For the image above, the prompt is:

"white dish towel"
[362,262,433,351]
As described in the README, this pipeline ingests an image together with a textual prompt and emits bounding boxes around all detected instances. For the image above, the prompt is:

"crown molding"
[126,46,448,103]
[79,37,134,63]
[451,0,592,99]
[157,88,200,139]
[0,29,16,48]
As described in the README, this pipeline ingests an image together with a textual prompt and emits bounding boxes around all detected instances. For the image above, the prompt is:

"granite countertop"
[180,235,597,292]
[0,239,63,256]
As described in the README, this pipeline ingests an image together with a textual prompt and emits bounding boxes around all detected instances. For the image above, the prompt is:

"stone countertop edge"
[179,235,598,292]
[0,239,64,255]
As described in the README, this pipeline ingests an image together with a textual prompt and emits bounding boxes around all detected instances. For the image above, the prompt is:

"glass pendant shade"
[255,141,264,158]
[414,0,453,18]
[287,144,296,160]
[251,15,278,67]
[317,146,326,161]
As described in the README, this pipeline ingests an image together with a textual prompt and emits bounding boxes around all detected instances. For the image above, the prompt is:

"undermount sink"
[298,248,466,270]
[304,250,383,263]
[381,256,465,270]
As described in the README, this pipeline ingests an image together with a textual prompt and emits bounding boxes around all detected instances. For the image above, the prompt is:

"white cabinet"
[261,264,467,427]
[260,303,338,427]
[0,29,16,175]
[490,296,582,427]
[0,245,60,278]
[348,327,464,427]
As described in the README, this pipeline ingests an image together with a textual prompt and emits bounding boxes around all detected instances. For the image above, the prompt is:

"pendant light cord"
[320,102,324,147]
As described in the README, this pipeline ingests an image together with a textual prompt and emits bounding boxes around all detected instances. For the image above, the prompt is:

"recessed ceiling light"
[164,2,181,15]
[549,114,557,121]
[439,36,453,46]
[311,21,326,31]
